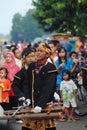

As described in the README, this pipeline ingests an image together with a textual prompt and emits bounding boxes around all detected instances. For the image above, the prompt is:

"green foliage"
[11,10,44,43]
[32,0,87,36]
[11,13,24,43]
[10,0,87,42]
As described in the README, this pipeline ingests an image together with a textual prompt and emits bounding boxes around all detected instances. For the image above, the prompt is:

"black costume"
[23,62,57,130]
[12,61,57,130]
[12,67,29,100]
[27,62,57,108]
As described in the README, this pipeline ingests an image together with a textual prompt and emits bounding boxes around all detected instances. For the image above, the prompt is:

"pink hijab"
[2,51,20,81]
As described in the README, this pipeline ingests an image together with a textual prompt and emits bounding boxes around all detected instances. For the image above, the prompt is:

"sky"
[0,0,34,35]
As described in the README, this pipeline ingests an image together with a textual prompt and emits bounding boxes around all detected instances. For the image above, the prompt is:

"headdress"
[38,42,56,67]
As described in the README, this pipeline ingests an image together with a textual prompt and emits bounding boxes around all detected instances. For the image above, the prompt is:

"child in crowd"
[69,51,79,80]
[60,70,77,121]
[0,67,11,110]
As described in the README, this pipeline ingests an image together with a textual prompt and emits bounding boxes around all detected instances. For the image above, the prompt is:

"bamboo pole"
[4,106,62,115]
[0,112,61,120]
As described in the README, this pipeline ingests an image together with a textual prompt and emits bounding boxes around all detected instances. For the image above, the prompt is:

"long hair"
[58,47,67,64]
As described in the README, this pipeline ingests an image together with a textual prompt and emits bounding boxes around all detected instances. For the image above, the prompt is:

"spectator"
[0,67,11,110]
[55,47,74,95]
[12,48,22,69]
[60,70,77,121]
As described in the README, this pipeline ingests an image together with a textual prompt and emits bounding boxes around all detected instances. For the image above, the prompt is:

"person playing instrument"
[12,47,36,106]
[12,47,36,124]
[12,42,57,130]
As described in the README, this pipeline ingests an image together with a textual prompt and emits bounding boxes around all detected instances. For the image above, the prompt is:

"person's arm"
[70,58,78,73]
[72,80,77,100]
[70,64,77,73]
[60,90,63,102]
[12,69,25,99]
[60,82,63,101]
[73,89,77,100]
[57,63,64,72]
[55,59,64,72]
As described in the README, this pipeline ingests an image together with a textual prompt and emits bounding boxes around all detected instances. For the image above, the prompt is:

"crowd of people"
[0,38,87,130]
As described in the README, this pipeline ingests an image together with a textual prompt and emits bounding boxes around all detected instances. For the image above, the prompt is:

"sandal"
[74,117,80,120]
[58,119,65,122]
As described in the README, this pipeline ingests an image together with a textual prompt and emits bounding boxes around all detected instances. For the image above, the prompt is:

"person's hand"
[73,58,78,65]
[18,97,26,106]
[23,99,31,107]
[60,63,64,68]
[18,97,25,102]
[54,92,60,102]
[33,106,42,113]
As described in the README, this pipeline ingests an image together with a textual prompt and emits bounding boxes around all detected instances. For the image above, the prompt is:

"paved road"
[56,116,87,130]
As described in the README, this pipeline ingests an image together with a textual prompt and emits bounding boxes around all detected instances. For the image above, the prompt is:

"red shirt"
[0,79,11,103]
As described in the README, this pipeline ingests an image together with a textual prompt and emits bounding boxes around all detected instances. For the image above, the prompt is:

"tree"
[32,0,87,36]
[22,10,44,42]
[11,13,23,43]
[74,0,87,36]
[11,10,44,43]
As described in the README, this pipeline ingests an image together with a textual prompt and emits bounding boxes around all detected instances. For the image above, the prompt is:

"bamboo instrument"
[4,106,62,115]
[1,104,63,120]
[0,112,62,120]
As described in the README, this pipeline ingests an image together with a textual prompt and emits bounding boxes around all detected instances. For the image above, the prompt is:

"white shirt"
[60,79,77,101]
